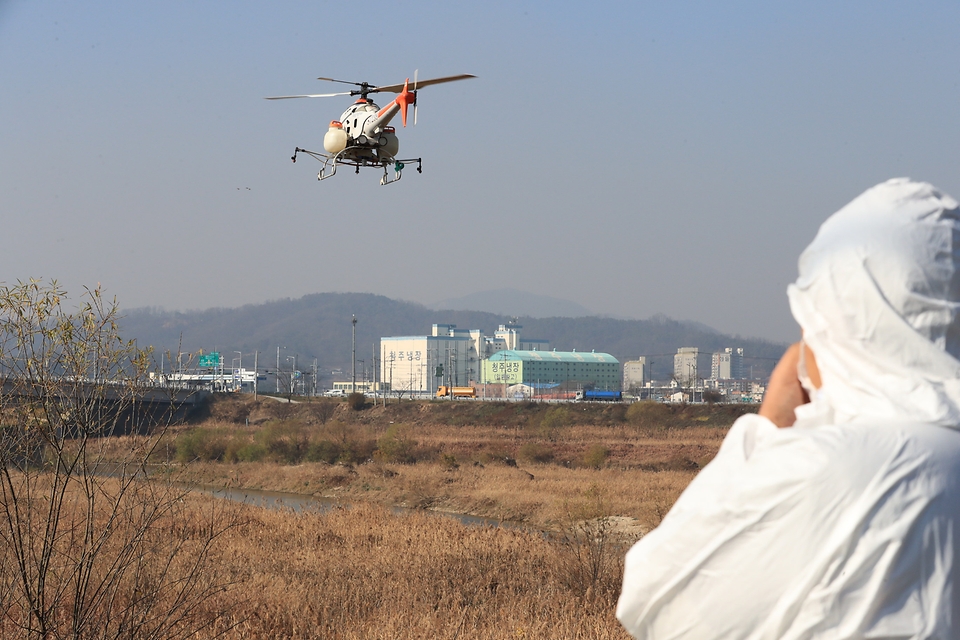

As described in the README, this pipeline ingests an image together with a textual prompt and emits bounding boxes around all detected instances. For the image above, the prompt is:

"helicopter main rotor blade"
[265,91,353,100]
[316,77,366,87]
[373,74,475,94]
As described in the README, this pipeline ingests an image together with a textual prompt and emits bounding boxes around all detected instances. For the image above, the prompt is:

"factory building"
[481,349,620,390]
[380,322,549,394]
[381,324,478,394]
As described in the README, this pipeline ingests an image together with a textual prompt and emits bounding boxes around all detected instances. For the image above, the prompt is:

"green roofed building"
[481,350,621,390]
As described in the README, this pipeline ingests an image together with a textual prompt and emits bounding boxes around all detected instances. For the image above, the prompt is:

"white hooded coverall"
[617,178,960,639]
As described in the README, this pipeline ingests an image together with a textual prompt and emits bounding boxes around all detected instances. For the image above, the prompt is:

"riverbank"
[151,394,749,532]
[15,395,751,638]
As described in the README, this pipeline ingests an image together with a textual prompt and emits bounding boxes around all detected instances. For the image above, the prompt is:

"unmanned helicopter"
[266,72,474,185]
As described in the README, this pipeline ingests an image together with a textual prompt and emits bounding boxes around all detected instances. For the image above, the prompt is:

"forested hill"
[119,293,786,381]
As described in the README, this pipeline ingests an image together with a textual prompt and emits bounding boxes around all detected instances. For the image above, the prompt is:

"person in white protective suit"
[617,178,960,639]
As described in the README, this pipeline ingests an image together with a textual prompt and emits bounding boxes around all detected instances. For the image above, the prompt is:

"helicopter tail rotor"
[396,78,416,127]
[413,69,419,126]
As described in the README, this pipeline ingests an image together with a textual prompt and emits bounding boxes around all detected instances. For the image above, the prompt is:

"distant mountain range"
[119,292,786,382]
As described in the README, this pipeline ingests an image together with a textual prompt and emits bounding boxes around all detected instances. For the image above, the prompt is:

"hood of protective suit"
[619,178,960,640]
[788,178,960,426]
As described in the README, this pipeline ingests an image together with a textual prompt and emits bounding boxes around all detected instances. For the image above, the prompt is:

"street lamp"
[276,346,287,394]
[286,355,297,396]
[352,315,357,394]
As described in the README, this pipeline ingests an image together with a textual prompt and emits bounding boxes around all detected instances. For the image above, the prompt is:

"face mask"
[797,339,818,399]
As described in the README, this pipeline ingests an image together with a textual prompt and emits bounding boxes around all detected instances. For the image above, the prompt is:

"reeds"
[194,500,632,639]
[0,480,241,639]
[47,396,749,638]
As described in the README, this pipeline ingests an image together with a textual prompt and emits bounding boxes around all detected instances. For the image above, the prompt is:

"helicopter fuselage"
[328,99,401,163]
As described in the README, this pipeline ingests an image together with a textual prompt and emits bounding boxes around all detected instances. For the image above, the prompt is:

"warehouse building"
[481,349,620,390]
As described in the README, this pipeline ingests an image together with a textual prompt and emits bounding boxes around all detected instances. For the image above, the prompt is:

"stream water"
[94,463,529,531]
[189,483,521,530]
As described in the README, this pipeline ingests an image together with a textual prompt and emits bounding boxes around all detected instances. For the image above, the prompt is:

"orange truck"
[436,385,477,398]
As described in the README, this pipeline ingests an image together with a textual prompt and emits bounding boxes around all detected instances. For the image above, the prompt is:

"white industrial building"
[622,357,647,392]
[381,324,477,394]
[380,323,550,394]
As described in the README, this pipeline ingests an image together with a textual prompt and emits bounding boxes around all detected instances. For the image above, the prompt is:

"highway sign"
[198,353,219,368]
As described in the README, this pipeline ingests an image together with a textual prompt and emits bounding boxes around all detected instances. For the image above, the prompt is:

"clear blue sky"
[2,1,958,342]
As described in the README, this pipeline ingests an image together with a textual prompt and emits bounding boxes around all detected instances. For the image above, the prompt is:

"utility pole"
[372,343,378,404]
[276,346,280,394]
[235,351,242,393]
[254,351,258,399]
[351,315,357,394]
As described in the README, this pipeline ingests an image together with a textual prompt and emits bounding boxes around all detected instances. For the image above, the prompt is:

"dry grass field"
[200,500,633,639]
[158,394,748,532]
[32,394,752,638]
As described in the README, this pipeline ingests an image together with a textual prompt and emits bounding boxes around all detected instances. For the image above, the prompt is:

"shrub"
[347,392,366,411]
[232,441,266,462]
[252,421,309,463]
[306,439,342,464]
[626,401,673,430]
[518,442,555,464]
[538,406,569,440]
[176,429,228,462]
[582,445,610,469]
[376,424,418,463]
[603,404,628,424]
[340,438,377,464]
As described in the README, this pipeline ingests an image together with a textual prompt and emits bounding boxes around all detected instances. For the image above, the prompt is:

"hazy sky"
[2,1,958,343]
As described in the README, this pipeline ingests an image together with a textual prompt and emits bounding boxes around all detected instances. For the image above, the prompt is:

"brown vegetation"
[160,394,750,531]
[199,499,630,638]
[0,484,239,638]
[0,281,237,638]
[77,394,751,638]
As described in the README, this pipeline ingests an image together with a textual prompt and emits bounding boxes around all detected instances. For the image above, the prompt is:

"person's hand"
[758,343,809,428]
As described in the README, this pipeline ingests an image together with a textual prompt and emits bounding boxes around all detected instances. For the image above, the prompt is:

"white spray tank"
[377,126,399,160]
[323,121,348,154]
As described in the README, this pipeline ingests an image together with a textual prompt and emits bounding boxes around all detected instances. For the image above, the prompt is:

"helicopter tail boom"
[366,79,414,131]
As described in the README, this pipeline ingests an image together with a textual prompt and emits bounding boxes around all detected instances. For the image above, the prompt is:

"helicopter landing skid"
[290,147,422,185]
[379,159,423,185]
